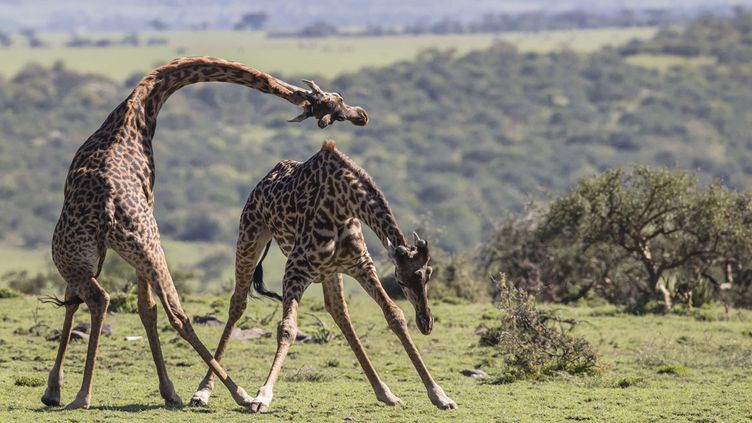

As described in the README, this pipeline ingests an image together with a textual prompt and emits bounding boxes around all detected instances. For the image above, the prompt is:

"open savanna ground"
[0,27,657,80]
[0,292,750,422]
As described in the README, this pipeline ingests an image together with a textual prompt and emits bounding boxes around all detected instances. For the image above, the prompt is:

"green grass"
[0,245,52,276]
[0,239,353,296]
[0,293,750,422]
[0,28,656,81]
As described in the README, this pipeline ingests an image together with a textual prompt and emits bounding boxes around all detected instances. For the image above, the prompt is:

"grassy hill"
[3,14,752,283]
[0,28,656,81]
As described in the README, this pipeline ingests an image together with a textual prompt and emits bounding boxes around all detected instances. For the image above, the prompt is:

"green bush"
[657,363,688,376]
[0,287,21,298]
[109,288,138,314]
[14,376,45,387]
[2,269,64,295]
[616,376,643,388]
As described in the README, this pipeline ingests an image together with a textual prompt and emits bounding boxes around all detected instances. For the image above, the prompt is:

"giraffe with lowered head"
[43,57,368,410]
[190,139,457,412]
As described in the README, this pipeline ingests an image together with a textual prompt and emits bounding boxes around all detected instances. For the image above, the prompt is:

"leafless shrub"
[482,274,599,383]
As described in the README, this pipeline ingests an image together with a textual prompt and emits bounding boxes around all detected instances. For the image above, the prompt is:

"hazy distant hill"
[3,12,752,252]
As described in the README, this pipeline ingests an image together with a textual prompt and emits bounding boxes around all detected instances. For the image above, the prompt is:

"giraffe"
[42,57,368,410]
[189,139,458,412]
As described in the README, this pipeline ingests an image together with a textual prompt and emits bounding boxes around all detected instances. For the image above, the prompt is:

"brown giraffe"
[42,57,368,410]
[189,139,457,412]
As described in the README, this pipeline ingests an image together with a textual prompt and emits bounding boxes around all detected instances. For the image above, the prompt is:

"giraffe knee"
[85,288,110,311]
[138,298,157,322]
[165,307,190,332]
[385,307,407,333]
[277,319,297,345]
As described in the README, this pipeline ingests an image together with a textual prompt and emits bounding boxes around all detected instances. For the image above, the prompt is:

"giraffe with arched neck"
[43,57,367,410]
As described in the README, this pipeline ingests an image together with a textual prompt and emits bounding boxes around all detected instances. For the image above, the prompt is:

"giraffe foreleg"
[147,259,253,408]
[352,262,457,410]
[322,273,402,406]
[65,278,109,410]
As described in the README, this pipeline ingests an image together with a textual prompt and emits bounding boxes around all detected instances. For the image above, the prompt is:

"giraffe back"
[241,142,375,265]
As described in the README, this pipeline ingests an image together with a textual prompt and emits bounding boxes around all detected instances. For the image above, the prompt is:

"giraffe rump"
[252,241,283,302]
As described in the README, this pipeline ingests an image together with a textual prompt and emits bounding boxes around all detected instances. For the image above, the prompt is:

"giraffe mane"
[320,141,408,246]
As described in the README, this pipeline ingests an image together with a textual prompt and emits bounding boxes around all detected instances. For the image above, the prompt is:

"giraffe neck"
[123,56,308,141]
[326,153,408,250]
[356,188,407,250]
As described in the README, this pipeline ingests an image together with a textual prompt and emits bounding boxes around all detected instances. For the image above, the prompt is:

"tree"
[0,31,11,47]
[541,167,750,310]
[20,29,44,48]
[233,12,268,31]
[148,19,169,31]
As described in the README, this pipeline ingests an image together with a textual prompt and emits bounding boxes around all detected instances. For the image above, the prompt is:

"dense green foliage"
[4,13,752,254]
[481,167,752,310]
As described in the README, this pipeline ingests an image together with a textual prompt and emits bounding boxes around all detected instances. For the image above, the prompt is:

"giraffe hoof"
[429,386,457,410]
[64,397,91,410]
[188,392,209,407]
[432,396,458,410]
[376,385,403,406]
[379,395,403,406]
[232,387,254,407]
[63,390,91,410]
[41,387,61,407]
[160,381,183,408]
[247,401,270,413]
[165,396,183,408]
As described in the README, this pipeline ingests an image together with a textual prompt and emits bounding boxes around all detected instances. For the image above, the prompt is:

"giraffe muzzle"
[416,308,434,335]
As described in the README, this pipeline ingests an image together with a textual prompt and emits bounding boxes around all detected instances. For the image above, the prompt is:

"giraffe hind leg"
[64,275,110,410]
[41,286,80,407]
[136,276,182,407]
[112,228,253,407]
[44,231,106,410]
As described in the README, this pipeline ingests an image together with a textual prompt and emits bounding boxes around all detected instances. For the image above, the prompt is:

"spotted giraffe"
[42,57,368,410]
[190,139,458,412]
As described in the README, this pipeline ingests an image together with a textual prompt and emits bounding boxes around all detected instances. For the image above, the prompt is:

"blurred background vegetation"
[3,1,752,311]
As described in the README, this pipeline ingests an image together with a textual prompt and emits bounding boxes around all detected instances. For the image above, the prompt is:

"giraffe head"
[388,232,434,335]
[288,80,368,128]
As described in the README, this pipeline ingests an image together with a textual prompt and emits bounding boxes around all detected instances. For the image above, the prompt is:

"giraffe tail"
[252,241,283,302]
[38,294,84,307]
